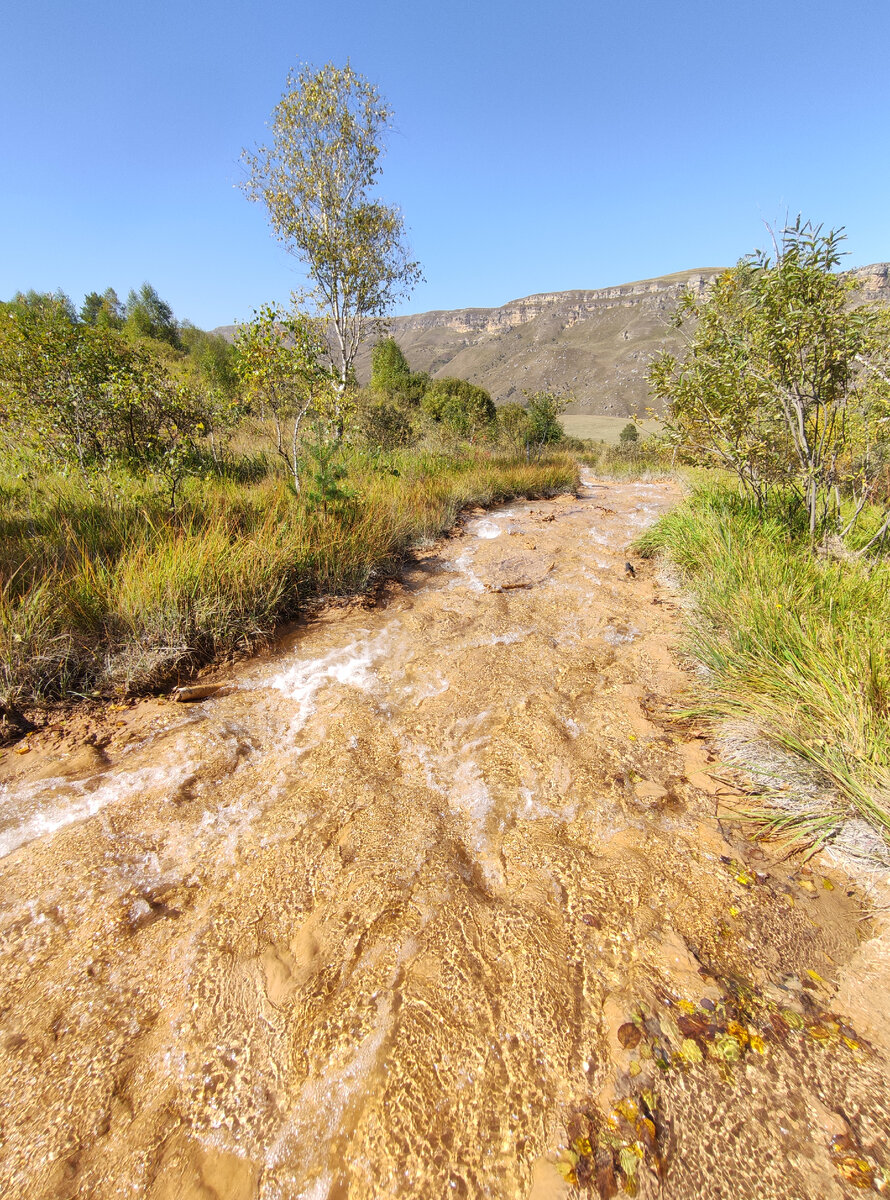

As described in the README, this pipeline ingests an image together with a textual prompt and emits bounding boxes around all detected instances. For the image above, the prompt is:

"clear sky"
[3,0,888,330]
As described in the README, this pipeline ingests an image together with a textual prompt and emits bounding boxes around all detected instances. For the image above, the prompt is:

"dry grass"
[0,449,578,713]
[560,414,662,443]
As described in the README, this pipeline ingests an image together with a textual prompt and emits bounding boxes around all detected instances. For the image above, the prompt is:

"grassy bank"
[636,483,890,844]
[579,438,677,477]
[0,449,577,718]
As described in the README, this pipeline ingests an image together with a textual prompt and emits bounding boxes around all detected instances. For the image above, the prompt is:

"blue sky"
[3,0,888,329]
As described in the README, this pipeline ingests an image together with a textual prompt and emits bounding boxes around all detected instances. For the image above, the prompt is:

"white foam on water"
[471,518,502,539]
[471,629,527,648]
[267,626,394,735]
[263,991,395,1190]
[412,673,450,701]
[517,786,578,823]
[403,721,503,887]
[602,624,640,646]
[0,763,191,860]
[449,758,494,828]
[446,549,485,593]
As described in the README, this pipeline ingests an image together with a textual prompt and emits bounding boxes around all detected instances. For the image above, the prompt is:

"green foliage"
[637,481,890,841]
[370,337,410,394]
[301,423,354,517]
[80,287,124,329]
[369,336,428,404]
[240,61,422,416]
[355,394,415,451]
[234,303,331,490]
[650,219,890,547]
[619,422,639,444]
[178,324,243,457]
[0,292,209,499]
[5,288,78,323]
[422,377,496,439]
[492,392,569,457]
[496,403,532,455]
[123,282,181,348]
[525,390,569,449]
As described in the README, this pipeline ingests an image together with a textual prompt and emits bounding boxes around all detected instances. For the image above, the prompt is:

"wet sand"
[0,473,887,1198]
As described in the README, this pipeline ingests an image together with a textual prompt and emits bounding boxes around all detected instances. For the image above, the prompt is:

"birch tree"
[240,62,422,437]
[234,304,329,492]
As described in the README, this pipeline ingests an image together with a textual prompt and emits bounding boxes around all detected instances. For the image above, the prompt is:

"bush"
[619,422,639,445]
[422,378,496,438]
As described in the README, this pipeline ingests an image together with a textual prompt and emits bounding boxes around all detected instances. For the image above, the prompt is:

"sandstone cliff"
[216,263,890,418]
[355,269,724,417]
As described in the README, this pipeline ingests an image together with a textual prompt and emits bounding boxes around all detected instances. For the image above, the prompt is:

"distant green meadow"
[559,414,662,443]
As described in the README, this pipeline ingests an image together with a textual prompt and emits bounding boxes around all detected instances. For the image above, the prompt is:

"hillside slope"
[359,269,722,416]
[216,263,889,418]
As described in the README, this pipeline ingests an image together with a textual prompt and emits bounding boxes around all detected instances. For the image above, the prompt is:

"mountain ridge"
[215,262,889,417]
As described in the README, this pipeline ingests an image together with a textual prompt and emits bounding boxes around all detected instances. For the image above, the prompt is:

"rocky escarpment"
[217,263,890,418]
[355,264,890,417]
[355,269,725,417]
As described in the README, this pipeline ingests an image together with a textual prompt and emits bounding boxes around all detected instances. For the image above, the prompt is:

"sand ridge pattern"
[0,475,887,1198]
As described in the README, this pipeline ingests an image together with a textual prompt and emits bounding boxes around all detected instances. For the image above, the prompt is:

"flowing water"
[0,475,888,1199]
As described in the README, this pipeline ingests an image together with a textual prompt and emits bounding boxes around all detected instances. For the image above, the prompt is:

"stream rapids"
[0,474,888,1199]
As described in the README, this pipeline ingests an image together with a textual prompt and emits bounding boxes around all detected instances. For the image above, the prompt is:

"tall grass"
[0,449,577,711]
[579,438,677,478]
[636,483,890,842]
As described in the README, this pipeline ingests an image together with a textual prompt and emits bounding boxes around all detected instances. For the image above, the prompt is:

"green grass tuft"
[637,482,890,842]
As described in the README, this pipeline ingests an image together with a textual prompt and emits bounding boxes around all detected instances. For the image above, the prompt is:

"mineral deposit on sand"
[0,474,887,1199]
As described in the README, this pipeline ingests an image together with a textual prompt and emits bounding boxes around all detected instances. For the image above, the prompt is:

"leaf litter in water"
[830,1134,877,1190]
[617,1022,642,1050]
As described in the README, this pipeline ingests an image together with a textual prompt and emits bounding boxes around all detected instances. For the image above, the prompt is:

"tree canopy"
[650,219,890,548]
[239,61,422,424]
[422,377,496,439]
[369,337,428,404]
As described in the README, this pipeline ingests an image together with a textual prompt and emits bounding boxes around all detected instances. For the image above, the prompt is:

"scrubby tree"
[302,421,354,517]
[179,324,242,461]
[525,390,569,449]
[235,303,331,491]
[494,392,568,458]
[496,402,532,455]
[81,288,123,329]
[370,336,428,404]
[240,61,422,435]
[124,282,180,348]
[355,394,414,451]
[0,291,210,502]
[619,422,639,445]
[422,377,496,440]
[650,219,890,547]
[370,337,411,395]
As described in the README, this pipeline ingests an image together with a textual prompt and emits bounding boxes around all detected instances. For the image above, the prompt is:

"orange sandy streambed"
[0,474,887,1198]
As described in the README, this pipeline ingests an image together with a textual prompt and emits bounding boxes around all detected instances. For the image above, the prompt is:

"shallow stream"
[0,474,887,1199]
